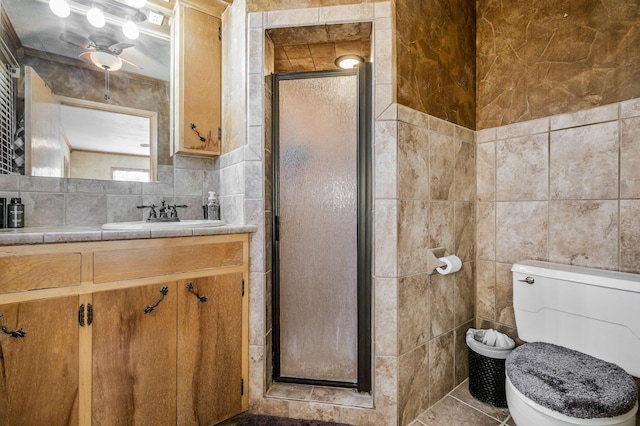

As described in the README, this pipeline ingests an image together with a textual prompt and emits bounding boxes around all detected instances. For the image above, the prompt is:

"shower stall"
[272,65,372,392]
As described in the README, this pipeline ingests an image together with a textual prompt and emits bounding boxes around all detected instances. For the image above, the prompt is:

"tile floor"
[221,380,516,425]
[411,380,514,426]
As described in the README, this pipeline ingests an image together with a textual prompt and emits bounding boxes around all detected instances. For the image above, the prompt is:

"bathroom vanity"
[0,232,249,425]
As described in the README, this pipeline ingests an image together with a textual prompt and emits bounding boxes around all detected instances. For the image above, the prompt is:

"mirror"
[1,0,173,182]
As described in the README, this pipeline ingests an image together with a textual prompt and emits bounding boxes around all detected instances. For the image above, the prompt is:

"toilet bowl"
[505,342,638,426]
[506,375,638,426]
[508,261,640,426]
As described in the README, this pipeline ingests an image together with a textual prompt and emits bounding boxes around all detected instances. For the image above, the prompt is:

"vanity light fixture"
[87,5,106,28]
[49,0,71,18]
[335,54,364,69]
[122,19,140,40]
[127,0,147,7]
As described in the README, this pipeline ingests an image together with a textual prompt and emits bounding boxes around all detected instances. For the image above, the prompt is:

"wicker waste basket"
[466,328,515,408]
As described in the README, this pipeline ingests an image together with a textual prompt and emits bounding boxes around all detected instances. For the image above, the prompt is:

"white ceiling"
[60,105,151,156]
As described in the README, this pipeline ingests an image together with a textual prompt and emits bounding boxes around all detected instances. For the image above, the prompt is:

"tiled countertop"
[0,224,258,246]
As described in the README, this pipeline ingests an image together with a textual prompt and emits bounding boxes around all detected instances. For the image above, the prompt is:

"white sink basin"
[101,220,225,230]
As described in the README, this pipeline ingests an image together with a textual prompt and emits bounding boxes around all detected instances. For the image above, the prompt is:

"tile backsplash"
[0,155,218,227]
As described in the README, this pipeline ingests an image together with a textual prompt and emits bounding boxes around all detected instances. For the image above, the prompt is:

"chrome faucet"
[137,199,187,222]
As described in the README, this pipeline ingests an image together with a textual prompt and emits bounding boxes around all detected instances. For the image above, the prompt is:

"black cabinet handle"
[0,314,26,339]
[186,282,207,303]
[79,304,85,327]
[144,286,169,314]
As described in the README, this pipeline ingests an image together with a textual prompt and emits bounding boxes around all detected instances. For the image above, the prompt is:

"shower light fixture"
[49,0,70,18]
[335,54,364,69]
[87,6,106,28]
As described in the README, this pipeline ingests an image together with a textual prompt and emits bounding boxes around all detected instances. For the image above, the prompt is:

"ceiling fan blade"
[78,52,93,64]
[109,42,135,55]
[60,31,96,49]
[120,57,143,69]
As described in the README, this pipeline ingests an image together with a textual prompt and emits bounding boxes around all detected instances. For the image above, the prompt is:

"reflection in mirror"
[0,0,172,182]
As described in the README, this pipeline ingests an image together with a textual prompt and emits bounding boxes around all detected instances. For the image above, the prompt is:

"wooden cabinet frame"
[0,234,249,425]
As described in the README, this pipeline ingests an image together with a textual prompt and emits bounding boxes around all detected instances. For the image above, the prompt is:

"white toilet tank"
[512,260,640,377]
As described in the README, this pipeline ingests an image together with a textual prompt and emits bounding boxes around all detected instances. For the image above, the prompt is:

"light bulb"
[49,0,70,18]
[127,0,147,7]
[122,20,139,40]
[87,7,106,28]
[335,55,364,69]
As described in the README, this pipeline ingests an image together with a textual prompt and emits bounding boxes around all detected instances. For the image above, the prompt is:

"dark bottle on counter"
[0,197,6,228]
[7,197,24,228]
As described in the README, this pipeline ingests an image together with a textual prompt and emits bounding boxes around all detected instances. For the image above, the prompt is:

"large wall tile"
[454,320,473,386]
[398,200,430,276]
[495,262,515,327]
[399,344,430,426]
[454,140,475,202]
[374,199,398,277]
[476,202,495,261]
[429,201,454,253]
[398,122,430,200]
[429,273,454,338]
[22,193,65,227]
[428,331,454,406]
[621,116,640,199]
[496,134,548,201]
[454,261,474,327]
[476,142,495,201]
[398,274,429,355]
[476,260,495,321]
[550,122,618,200]
[375,278,398,357]
[495,201,548,264]
[454,202,475,262]
[621,200,640,274]
[65,194,107,226]
[375,121,398,199]
[429,132,455,200]
[548,200,618,270]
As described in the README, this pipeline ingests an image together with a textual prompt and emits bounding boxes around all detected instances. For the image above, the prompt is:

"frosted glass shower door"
[276,73,359,383]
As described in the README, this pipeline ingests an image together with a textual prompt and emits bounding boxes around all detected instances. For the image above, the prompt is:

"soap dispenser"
[207,191,220,220]
[7,197,24,228]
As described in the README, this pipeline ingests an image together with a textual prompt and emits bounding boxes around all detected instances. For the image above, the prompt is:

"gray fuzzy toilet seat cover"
[506,342,638,419]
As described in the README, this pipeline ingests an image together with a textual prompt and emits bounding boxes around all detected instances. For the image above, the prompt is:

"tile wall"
[475,98,640,338]
[375,104,476,424]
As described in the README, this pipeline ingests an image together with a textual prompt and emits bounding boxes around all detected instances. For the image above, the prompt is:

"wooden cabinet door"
[173,4,222,156]
[0,296,79,426]
[92,283,177,426]
[177,273,243,425]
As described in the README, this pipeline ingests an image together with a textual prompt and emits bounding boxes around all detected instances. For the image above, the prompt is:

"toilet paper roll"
[436,255,462,275]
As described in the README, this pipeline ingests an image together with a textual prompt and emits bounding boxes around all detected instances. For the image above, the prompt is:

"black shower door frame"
[271,65,372,393]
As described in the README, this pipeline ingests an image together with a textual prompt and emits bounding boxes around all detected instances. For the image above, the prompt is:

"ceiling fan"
[60,30,143,99]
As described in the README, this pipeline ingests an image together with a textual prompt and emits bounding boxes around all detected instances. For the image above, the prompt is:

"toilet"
[507,260,640,426]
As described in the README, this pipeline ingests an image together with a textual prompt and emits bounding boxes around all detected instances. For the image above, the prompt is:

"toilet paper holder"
[427,247,449,275]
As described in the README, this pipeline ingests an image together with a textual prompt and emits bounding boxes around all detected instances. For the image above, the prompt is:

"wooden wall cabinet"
[172,0,232,157]
[0,234,249,426]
